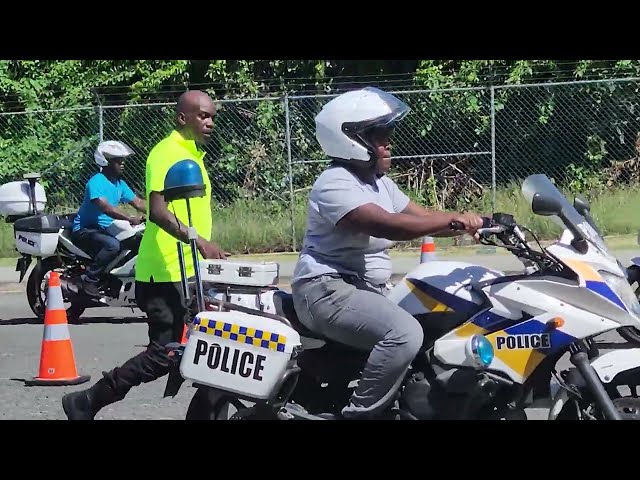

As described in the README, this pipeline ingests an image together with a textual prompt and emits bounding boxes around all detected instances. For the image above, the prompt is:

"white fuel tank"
[386,261,504,316]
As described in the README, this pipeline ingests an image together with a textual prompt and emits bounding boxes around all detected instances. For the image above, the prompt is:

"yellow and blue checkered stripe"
[192,317,287,353]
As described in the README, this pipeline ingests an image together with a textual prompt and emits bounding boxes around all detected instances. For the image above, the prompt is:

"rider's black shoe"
[83,281,101,297]
[75,276,101,298]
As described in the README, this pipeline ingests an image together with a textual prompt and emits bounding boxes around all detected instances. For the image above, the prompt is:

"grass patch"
[210,184,640,254]
[0,257,17,266]
[1,185,640,258]
[0,221,15,258]
[211,198,307,254]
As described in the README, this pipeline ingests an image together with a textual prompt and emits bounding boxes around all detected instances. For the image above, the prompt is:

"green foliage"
[1,60,640,253]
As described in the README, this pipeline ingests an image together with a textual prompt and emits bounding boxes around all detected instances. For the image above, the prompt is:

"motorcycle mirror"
[573,195,591,214]
[531,193,562,217]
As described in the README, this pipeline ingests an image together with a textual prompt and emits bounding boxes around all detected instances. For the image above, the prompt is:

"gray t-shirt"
[292,164,410,286]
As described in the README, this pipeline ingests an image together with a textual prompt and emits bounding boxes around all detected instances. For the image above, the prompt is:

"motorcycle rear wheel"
[26,257,86,323]
[185,388,252,420]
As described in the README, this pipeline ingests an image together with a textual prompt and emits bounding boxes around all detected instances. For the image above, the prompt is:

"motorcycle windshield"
[521,174,609,255]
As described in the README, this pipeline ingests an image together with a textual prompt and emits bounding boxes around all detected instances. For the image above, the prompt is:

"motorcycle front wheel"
[620,267,640,345]
[26,256,86,323]
[618,326,640,345]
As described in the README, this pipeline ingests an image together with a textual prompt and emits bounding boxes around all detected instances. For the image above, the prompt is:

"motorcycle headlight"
[466,335,494,367]
[599,270,640,316]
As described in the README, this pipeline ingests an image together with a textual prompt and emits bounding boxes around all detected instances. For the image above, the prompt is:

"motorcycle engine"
[401,372,437,420]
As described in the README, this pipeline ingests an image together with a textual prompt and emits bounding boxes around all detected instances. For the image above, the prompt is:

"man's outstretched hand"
[196,238,227,259]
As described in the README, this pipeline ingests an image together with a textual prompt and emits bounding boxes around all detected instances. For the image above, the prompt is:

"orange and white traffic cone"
[180,324,188,344]
[420,236,437,263]
[24,272,90,386]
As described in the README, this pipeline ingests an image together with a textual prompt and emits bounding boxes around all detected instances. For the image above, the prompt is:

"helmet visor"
[342,87,411,136]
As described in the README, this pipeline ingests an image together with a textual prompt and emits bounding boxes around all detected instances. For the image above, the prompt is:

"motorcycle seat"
[58,212,77,230]
[271,290,330,341]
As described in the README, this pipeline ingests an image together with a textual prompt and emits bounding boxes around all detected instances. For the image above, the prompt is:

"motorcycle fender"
[548,349,640,420]
[589,348,640,384]
[163,367,186,398]
[15,254,32,283]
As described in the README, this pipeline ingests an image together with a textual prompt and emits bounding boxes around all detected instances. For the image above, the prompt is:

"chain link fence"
[0,77,639,252]
[0,106,100,211]
[494,79,640,193]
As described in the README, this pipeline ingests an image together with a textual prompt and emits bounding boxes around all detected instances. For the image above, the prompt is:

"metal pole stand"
[186,199,206,314]
[162,159,210,346]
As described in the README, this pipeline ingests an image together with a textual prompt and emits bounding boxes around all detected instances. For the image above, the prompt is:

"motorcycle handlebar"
[448,217,493,232]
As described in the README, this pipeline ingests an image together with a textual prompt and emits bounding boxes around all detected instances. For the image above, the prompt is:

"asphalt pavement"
[0,249,636,420]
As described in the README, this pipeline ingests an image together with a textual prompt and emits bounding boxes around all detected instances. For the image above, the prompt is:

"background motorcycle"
[0,173,144,322]
[21,218,144,322]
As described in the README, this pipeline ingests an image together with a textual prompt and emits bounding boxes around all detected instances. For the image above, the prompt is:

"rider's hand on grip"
[448,213,486,234]
[129,215,144,226]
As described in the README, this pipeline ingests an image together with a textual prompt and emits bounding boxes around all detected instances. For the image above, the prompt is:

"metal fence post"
[98,104,104,143]
[490,85,496,212]
[284,94,297,252]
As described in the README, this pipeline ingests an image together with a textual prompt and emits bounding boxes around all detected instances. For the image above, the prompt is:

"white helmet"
[314,86,410,163]
[94,140,135,167]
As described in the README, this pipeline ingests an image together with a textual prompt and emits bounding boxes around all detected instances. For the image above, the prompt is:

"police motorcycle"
[163,165,640,420]
[0,172,145,322]
[568,193,640,347]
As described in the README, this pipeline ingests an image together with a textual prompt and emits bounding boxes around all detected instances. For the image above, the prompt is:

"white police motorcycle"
[0,173,144,322]
[161,164,640,421]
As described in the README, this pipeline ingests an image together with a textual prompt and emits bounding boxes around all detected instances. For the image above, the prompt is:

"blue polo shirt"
[73,172,136,232]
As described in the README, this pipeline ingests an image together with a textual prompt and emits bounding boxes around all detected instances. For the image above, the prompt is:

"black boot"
[62,379,120,420]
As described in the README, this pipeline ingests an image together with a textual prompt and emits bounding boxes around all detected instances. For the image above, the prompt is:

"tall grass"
[211,198,307,254]
[1,186,640,258]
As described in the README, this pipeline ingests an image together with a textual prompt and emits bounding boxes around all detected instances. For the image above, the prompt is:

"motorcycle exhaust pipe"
[570,350,622,420]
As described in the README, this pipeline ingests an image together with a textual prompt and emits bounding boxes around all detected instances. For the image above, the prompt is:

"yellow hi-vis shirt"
[135,130,212,284]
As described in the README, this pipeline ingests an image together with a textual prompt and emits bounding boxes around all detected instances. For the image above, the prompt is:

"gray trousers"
[291,274,424,418]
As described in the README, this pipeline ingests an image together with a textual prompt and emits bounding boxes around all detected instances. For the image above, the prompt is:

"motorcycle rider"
[71,140,146,297]
[291,86,484,419]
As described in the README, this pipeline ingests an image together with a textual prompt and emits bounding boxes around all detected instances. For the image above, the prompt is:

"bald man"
[62,90,227,420]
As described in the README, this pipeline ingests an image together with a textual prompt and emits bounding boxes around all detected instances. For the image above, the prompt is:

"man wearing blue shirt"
[72,140,146,296]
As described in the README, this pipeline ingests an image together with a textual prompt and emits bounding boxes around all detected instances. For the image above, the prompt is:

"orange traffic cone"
[420,236,437,263]
[180,324,188,344]
[24,272,90,386]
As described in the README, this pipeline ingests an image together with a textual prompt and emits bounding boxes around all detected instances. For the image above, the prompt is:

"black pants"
[71,228,121,282]
[100,280,189,399]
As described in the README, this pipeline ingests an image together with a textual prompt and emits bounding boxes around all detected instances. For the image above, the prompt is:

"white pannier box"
[0,180,46,217]
[179,310,301,400]
[206,285,280,314]
[13,214,61,256]
[200,259,279,287]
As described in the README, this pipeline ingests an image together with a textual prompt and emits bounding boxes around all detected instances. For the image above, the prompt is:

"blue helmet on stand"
[163,159,206,202]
